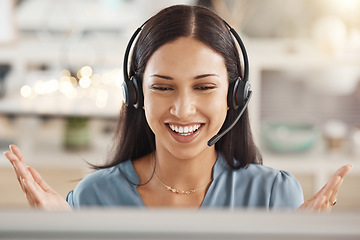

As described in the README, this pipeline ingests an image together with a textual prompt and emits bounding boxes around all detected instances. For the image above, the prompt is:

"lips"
[168,123,201,136]
[166,123,203,143]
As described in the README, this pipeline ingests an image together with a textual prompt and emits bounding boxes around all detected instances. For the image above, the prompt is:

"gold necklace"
[152,154,213,195]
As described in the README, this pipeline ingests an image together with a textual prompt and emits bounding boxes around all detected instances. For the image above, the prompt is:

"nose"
[169,90,196,119]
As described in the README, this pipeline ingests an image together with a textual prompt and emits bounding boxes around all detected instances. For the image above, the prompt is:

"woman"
[4,5,351,211]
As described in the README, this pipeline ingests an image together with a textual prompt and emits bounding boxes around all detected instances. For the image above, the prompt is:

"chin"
[167,142,214,160]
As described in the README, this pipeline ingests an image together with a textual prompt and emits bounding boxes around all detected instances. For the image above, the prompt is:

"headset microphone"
[207,91,252,147]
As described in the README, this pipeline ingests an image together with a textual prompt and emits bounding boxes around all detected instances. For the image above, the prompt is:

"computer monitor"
[0,208,359,240]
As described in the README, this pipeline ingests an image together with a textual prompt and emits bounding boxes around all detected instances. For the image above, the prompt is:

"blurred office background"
[0,0,359,209]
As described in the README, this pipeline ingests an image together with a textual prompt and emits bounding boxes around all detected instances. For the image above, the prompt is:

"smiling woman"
[3,4,352,211]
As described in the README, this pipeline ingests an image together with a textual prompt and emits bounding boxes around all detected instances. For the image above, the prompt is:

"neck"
[153,146,217,190]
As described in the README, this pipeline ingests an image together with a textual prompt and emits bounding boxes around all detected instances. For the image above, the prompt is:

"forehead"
[144,37,227,77]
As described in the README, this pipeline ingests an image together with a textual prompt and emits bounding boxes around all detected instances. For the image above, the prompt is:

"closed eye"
[195,85,216,91]
[151,86,173,91]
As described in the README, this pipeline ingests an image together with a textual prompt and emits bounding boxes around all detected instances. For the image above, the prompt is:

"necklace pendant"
[170,187,177,193]
[165,186,198,194]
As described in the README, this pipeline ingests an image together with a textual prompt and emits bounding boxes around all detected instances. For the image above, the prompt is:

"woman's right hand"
[3,145,72,211]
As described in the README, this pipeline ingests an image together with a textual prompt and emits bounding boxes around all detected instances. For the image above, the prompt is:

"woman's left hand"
[298,164,352,212]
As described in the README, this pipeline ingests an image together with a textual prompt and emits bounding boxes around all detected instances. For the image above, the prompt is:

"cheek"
[143,94,167,130]
[201,92,229,125]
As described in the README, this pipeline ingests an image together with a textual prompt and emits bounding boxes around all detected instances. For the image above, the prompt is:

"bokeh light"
[20,85,32,98]
[80,66,93,77]
[79,76,91,88]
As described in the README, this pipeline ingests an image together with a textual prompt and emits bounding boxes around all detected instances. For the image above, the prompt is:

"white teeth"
[168,124,201,135]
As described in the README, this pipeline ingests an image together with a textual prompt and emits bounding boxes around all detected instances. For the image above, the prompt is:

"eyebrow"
[194,73,220,79]
[150,73,220,80]
[150,74,173,80]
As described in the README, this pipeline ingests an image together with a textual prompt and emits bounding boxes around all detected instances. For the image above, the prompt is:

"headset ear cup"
[121,80,134,106]
[232,77,251,109]
[131,76,143,108]
[121,76,140,107]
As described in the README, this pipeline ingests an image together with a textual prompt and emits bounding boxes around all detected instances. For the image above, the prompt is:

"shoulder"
[216,154,298,184]
[66,160,140,207]
[238,164,304,209]
[236,163,283,177]
[216,156,287,181]
[244,164,302,192]
[225,163,300,188]
[211,156,304,209]
[79,161,132,187]
[241,164,297,183]
[72,163,127,198]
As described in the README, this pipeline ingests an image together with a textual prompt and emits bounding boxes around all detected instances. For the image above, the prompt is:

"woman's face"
[142,37,229,159]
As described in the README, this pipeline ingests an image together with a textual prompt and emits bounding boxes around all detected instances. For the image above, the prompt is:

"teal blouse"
[66,154,304,209]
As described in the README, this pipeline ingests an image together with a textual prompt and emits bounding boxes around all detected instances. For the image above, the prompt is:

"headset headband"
[123,19,249,84]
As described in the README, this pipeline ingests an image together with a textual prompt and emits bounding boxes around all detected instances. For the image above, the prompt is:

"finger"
[19,169,44,201]
[5,145,28,184]
[4,145,26,180]
[309,195,325,212]
[328,168,350,204]
[313,195,328,212]
[22,179,37,207]
[6,152,43,199]
[310,177,338,203]
[5,152,21,184]
[329,177,342,202]
[334,166,352,181]
[323,175,341,202]
[4,150,26,173]
[23,178,43,208]
[325,165,352,203]
[4,150,20,166]
[28,167,53,192]
[9,145,24,163]
[4,151,28,192]
[333,165,352,179]
[10,154,33,182]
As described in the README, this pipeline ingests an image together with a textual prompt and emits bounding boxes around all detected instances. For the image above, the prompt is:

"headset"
[121,18,252,147]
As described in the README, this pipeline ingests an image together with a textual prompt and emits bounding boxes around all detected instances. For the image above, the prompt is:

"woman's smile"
[166,123,204,143]
[168,123,202,135]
